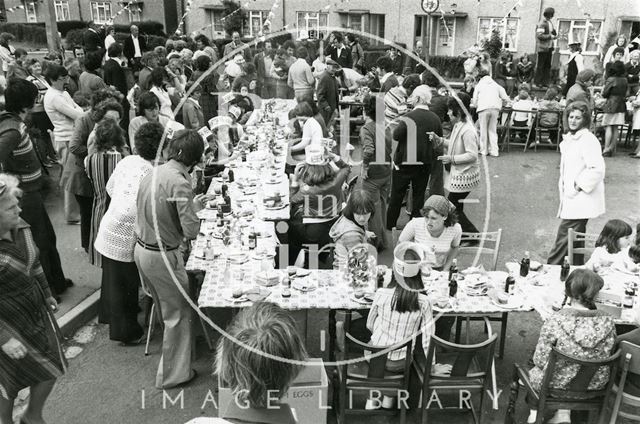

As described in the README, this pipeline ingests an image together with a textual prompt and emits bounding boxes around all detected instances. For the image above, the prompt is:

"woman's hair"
[565,268,604,310]
[447,93,471,121]
[25,58,41,72]
[140,51,158,67]
[91,99,123,123]
[44,64,68,84]
[298,163,335,186]
[4,78,38,114]
[134,122,165,161]
[595,219,632,254]
[544,87,559,101]
[94,119,125,152]
[194,54,212,72]
[420,204,458,228]
[0,173,22,202]
[616,35,628,47]
[90,87,122,109]
[0,32,15,44]
[520,54,530,63]
[215,302,307,408]
[608,60,626,77]
[167,129,205,166]
[292,101,313,118]
[363,94,378,119]
[83,51,103,72]
[342,188,375,223]
[149,67,166,87]
[137,92,160,116]
[576,68,595,84]
[390,249,422,313]
[563,100,592,130]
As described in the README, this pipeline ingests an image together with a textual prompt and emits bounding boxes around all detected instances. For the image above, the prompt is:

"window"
[556,19,604,55]
[246,10,267,37]
[297,12,328,40]
[338,13,385,45]
[347,13,363,33]
[127,4,142,22]
[91,1,112,24]
[24,1,37,23]
[54,0,70,21]
[208,10,225,36]
[477,17,520,51]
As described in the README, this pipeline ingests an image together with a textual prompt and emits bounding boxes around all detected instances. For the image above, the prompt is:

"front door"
[435,17,455,56]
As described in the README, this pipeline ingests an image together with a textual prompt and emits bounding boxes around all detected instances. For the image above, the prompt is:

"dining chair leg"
[499,313,508,359]
[145,302,155,356]
[504,367,519,424]
[455,317,462,344]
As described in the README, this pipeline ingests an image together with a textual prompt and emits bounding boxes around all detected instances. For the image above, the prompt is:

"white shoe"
[548,409,571,424]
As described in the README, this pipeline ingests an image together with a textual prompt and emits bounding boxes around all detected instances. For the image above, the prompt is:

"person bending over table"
[289,145,350,267]
[526,269,616,424]
[216,302,307,423]
[0,173,67,424]
[547,101,605,265]
[288,102,324,163]
[134,129,206,389]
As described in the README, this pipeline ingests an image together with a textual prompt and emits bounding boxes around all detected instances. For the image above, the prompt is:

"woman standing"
[78,52,107,96]
[431,94,481,234]
[94,122,165,345]
[194,34,219,66]
[603,35,631,65]
[190,55,219,123]
[25,58,55,166]
[563,41,584,97]
[601,61,628,156]
[85,119,125,268]
[148,68,174,119]
[0,173,66,424]
[0,32,15,78]
[547,101,605,265]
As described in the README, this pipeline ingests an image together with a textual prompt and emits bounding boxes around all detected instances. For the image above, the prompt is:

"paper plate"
[350,293,373,305]
[490,297,523,310]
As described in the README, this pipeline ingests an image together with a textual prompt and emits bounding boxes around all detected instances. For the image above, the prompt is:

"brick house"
[3,0,184,33]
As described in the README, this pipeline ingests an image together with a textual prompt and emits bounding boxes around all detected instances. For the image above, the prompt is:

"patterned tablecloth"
[505,262,640,325]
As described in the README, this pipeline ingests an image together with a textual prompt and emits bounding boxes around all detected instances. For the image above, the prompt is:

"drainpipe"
[77,0,82,21]
[282,0,285,32]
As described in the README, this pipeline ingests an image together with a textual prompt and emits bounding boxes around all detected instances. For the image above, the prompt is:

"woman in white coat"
[547,101,605,265]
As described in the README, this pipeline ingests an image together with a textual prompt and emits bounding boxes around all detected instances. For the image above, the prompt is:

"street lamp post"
[421,0,439,62]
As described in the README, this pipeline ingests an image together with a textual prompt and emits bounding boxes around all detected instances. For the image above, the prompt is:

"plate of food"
[292,278,316,292]
[432,297,453,311]
[255,270,281,287]
[350,290,375,304]
[490,292,523,309]
[224,288,249,303]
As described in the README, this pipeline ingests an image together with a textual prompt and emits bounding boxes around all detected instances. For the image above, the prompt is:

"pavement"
[17,148,640,424]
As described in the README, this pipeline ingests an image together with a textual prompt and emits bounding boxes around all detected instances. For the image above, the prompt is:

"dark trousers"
[448,191,479,233]
[19,190,67,295]
[387,168,429,230]
[100,256,144,343]
[427,160,445,198]
[75,194,93,251]
[534,50,553,86]
[547,218,588,265]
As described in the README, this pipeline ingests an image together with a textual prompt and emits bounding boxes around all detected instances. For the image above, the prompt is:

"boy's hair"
[544,87,559,101]
[518,90,530,100]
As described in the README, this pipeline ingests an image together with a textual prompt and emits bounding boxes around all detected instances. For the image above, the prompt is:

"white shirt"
[94,155,153,262]
[398,220,462,269]
[132,36,142,57]
[471,76,510,112]
[150,86,174,118]
[301,117,323,146]
[569,51,585,73]
[104,34,116,51]
[43,87,84,143]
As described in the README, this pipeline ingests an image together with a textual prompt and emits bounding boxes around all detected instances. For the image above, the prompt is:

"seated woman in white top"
[585,219,633,271]
[398,195,462,271]
[289,102,323,162]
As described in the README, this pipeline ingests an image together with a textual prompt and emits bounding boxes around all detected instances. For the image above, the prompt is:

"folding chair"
[502,109,534,152]
[567,228,598,266]
[602,341,640,423]
[533,109,562,151]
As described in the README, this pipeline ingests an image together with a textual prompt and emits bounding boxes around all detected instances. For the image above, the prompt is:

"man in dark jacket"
[83,23,104,56]
[123,25,147,71]
[103,43,130,130]
[387,85,443,230]
[534,7,557,87]
[316,59,340,126]
[327,33,352,69]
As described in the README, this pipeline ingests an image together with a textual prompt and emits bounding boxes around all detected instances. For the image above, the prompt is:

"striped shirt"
[366,287,435,361]
[384,86,408,126]
[0,112,42,192]
[399,220,462,269]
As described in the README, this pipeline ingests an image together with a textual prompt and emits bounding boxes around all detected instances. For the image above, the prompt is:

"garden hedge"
[0,23,47,45]
[65,29,167,51]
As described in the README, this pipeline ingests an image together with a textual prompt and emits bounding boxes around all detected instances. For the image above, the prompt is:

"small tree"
[483,29,503,59]
[222,0,246,37]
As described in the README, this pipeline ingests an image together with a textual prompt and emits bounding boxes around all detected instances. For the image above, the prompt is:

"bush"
[222,0,246,36]
[482,29,503,59]
[66,29,167,52]
[65,29,85,50]
[57,21,88,37]
[427,56,467,80]
[112,21,165,37]
[0,23,46,45]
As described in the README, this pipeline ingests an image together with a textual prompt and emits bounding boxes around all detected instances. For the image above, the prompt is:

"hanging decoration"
[174,0,194,36]
[106,1,140,25]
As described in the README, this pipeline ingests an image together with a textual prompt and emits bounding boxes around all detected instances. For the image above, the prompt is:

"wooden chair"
[334,321,413,424]
[532,109,562,151]
[497,108,512,151]
[567,228,599,266]
[455,229,508,359]
[602,341,640,423]
[504,347,621,424]
[502,109,534,152]
[413,319,498,424]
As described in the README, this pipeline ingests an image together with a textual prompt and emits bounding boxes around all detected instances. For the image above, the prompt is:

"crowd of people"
[0,18,639,423]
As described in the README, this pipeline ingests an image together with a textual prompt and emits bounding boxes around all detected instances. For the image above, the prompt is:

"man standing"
[0,79,73,299]
[135,129,205,389]
[404,41,425,74]
[103,43,130,130]
[328,33,352,69]
[123,25,146,72]
[288,46,316,104]
[83,22,104,56]
[387,85,442,230]
[223,31,250,62]
[534,7,557,88]
[346,34,364,74]
[316,58,340,126]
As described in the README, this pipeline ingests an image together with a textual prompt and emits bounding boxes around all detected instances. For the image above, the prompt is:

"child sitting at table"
[216,302,307,423]
[527,268,616,424]
[511,89,535,127]
[365,241,448,410]
[585,219,633,271]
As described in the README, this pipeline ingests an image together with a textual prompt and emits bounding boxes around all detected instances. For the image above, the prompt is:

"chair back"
[540,346,621,400]
[618,341,640,377]
[535,109,563,131]
[422,331,498,388]
[567,228,598,265]
[458,229,502,271]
